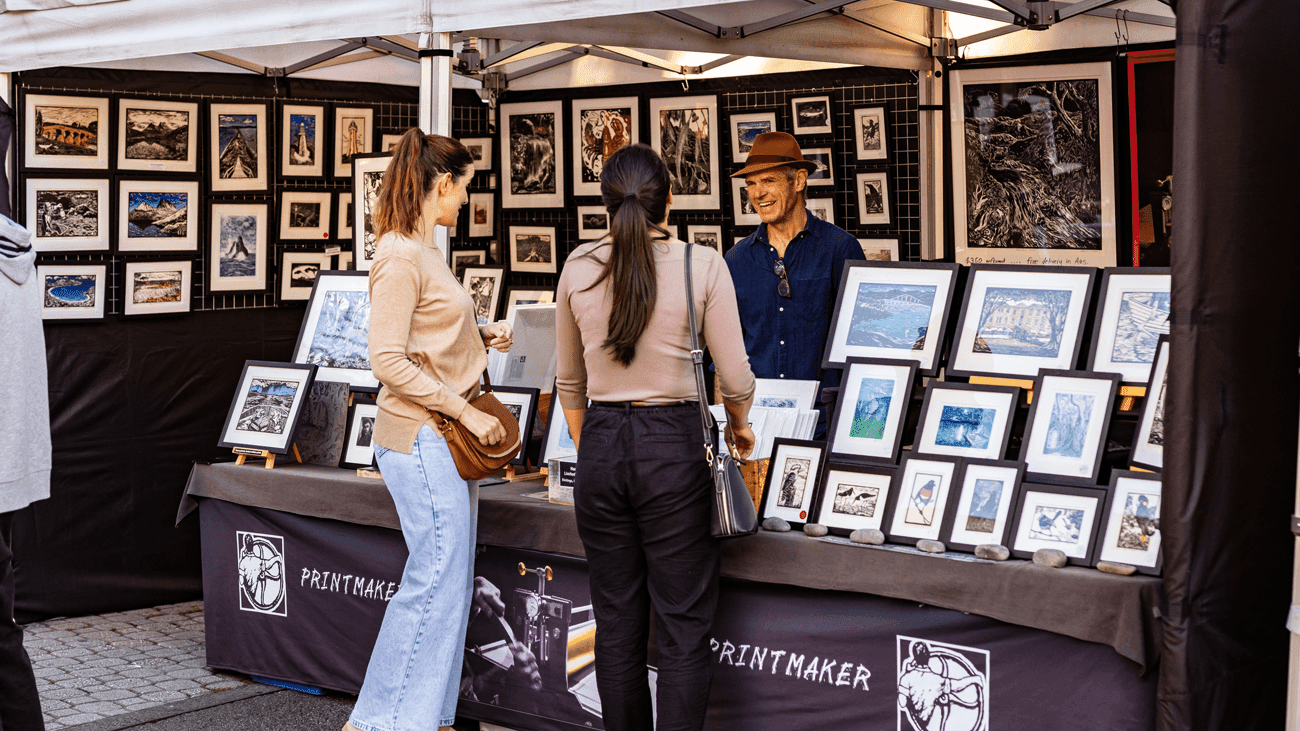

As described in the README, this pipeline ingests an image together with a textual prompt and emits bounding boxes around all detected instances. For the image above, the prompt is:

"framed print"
[24,94,109,170]
[37,263,107,321]
[504,287,556,323]
[509,226,557,274]
[807,199,835,226]
[540,384,581,464]
[572,97,638,197]
[210,103,267,192]
[856,171,890,226]
[1087,267,1171,384]
[340,396,380,469]
[802,147,834,186]
[853,106,888,161]
[282,103,325,177]
[827,358,918,465]
[279,250,329,302]
[336,250,354,271]
[218,361,318,455]
[947,264,1097,380]
[912,381,1019,461]
[280,191,332,241]
[858,238,899,262]
[811,463,896,535]
[451,248,487,281]
[337,193,353,240]
[729,111,777,163]
[1131,335,1169,472]
[1096,470,1163,574]
[941,459,1025,553]
[352,151,393,271]
[754,378,819,411]
[492,386,541,466]
[122,259,191,316]
[731,178,761,226]
[1008,483,1108,565]
[461,265,506,325]
[117,180,199,252]
[950,61,1117,267]
[1021,369,1121,484]
[501,101,564,208]
[758,438,827,528]
[822,261,960,377]
[460,137,493,172]
[650,95,720,210]
[790,95,832,135]
[334,107,374,177]
[25,177,110,252]
[882,454,961,545]
[209,202,269,292]
[685,225,724,253]
[381,134,403,152]
[468,193,494,238]
[291,271,376,387]
[117,99,198,173]
[576,206,610,240]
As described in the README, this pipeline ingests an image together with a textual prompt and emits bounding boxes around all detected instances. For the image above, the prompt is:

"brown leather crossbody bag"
[429,370,522,480]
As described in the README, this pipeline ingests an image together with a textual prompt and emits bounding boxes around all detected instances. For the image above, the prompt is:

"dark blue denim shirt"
[725,211,864,434]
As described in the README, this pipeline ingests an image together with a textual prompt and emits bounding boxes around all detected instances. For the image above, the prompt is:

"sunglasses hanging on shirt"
[774,258,792,299]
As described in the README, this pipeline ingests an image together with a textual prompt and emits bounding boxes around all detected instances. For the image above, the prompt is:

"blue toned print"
[849,377,893,439]
[218,214,257,278]
[965,478,1004,533]
[1043,393,1094,458]
[845,283,935,350]
[126,191,188,239]
[973,287,1073,358]
[1111,291,1170,364]
[934,405,995,450]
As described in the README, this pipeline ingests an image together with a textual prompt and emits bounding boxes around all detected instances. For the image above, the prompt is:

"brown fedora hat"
[731,131,819,178]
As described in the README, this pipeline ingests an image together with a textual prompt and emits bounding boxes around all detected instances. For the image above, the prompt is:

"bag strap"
[684,243,718,461]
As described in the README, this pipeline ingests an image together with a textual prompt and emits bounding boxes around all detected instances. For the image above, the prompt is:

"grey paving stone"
[74,700,127,714]
[141,690,188,703]
[50,647,95,658]
[156,679,201,692]
[43,687,90,699]
[89,688,139,701]
[106,676,155,689]
[69,666,118,678]
[56,712,105,725]
[120,667,167,678]
[48,706,86,717]
[83,657,128,668]
[42,699,70,711]
[168,667,214,679]
[34,666,69,678]
[42,656,84,668]
[54,677,99,689]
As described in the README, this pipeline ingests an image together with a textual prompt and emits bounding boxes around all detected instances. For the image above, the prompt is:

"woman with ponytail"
[555,143,756,730]
[347,128,513,731]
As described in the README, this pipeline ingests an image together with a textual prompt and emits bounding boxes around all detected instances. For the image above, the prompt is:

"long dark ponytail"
[585,144,671,367]
[374,128,473,239]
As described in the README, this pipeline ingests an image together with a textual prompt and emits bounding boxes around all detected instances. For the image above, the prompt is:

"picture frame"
[468,193,494,238]
[122,259,191,316]
[827,357,918,465]
[540,380,581,465]
[351,151,393,271]
[947,264,1097,380]
[1095,470,1163,575]
[1021,369,1121,485]
[380,134,404,152]
[822,261,961,377]
[279,191,332,241]
[1008,482,1108,565]
[37,262,107,321]
[729,111,777,163]
[117,179,199,253]
[912,381,1020,461]
[856,171,891,226]
[858,238,899,262]
[941,459,1025,553]
[337,193,353,240]
[1130,335,1169,472]
[685,225,724,253]
[500,101,564,208]
[336,250,354,271]
[218,360,318,455]
[504,287,556,324]
[117,98,198,173]
[753,378,820,411]
[279,250,329,302]
[807,198,836,226]
[882,453,962,546]
[24,93,109,170]
[208,202,269,293]
[1087,267,1171,384]
[460,137,493,172]
[25,177,110,252]
[333,106,374,177]
[576,206,610,240]
[508,225,558,274]
[650,95,720,210]
[210,102,268,192]
[790,95,833,135]
[461,265,506,325]
[758,438,828,528]
[801,147,834,186]
[282,103,325,178]
[949,61,1117,267]
[492,386,541,466]
[340,396,380,469]
[291,270,376,387]
[451,248,487,281]
[730,177,761,226]
[572,97,638,197]
[853,105,889,161]
[811,462,897,536]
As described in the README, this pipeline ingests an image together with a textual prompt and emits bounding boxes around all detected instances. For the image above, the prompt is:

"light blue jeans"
[350,425,478,731]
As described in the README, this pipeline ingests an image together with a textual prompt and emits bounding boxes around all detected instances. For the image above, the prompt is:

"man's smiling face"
[744,167,808,227]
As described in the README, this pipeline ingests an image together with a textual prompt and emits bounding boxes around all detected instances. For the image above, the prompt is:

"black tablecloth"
[180,462,1163,671]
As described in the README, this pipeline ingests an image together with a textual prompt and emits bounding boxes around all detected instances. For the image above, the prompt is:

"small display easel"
[969,375,1036,403]
[1117,385,1147,412]
[233,444,302,470]
[506,462,544,482]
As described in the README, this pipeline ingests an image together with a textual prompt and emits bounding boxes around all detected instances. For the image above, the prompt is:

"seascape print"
[1111,291,1170,364]
[237,379,299,434]
[306,291,372,371]
[288,262,320,290]
[218,214,257,278]
[972,287,1072,358]
[934,406,995,451]
[846,282,935,350]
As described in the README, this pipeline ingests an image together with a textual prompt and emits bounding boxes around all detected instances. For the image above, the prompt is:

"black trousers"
[0,511,42,731]
[573,403,720,731]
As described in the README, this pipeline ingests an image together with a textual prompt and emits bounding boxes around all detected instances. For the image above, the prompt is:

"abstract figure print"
[1043,392,1094,458]
[579,108,632,184]
[850,377,894,439]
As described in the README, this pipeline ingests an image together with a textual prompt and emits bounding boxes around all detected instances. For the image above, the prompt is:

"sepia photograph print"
[117,99,198,172]
[509,225,558,274]
[333,107,374,177]
[210,103,267,192]
[282,104,325,177]
[1008,483,1107,564]
[650,96,720,210]
[1021,369,1121,484]
[858,238,899,262]
[219,361,318,455]
[209,202,268,293]
[853,106,889,160]
[856,171,891,226]
[1087,268,1171,384]
[811,463,896,535]
[26,177,110,252]
[291,271,376,387]
[802,147,834,186]
[827,357,918,464]
[459,137,492,171]
[913,381,1019,461]
[279,191,332,240]
[468,193,493,238]
[500,101,564,208]
[1130,335,1170,472]
[883,454,960,545]
[728,111,777,163]
[460,265,506,325]
[759,438,828,528]
[38,263,107,321]
[686,225,724,253]
[123,259,191,316]
[117,180,200,253]
[1096,470,1163,574]
[942,459,1025,553]
[790,95,832,135]
[576,206,610,240]
[572,97,638,196]
[279,251,328,302]
[25,94,110,170]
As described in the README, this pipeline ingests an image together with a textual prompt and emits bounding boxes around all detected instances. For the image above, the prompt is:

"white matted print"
[118,179,199,252]
[572,97,638,197]
[38,263,106,320]
[1131,336,1169,472]
[577,207,610,240]
[26,178,110,252]
[123,259,191,316]
[686,225,724,253]
[282,104,324,177]
[451,249,487,281]
[913,383,1018,461]
[25,94,109,170]
[731,177,761,226]
[460,137,492,171]
[827,359,916,463]
[944,460,1023,551]
[853,106,888,161]
[1010,485,1104,561]
[754,378,819,411]
[814,465,894,533]
[209,202,269,292]
[468,193,494,238]
[1088,269,1171,384]
[858,238,899,262]
[210,103,267,192]
[279,251,329,302]
[337,193,353,240]
[509,226,557,274]
[1022,371,1119,482]
[280,191,331,241]
[802,147,834,186]
[291,271,376,387]
[790,95,832,135]
[856,171,890,226]
[885,456,959,544]
[381,134,403,152]
[650,95,719,210]
[218,361,317,454]
[352,152,392,271]
[334,107,374,177]
[759,439,827,526]
[505,288,555,324]
[501,101,564,208]
[461,265,506,325]
[807,199,835,226]
[1097,471,1162,573]
[730,111,776,163]
[118,98,198,173]
[340,399,380,469]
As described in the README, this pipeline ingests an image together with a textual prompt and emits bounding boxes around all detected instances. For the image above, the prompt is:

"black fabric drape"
[0,97,13,220]
[1161,2,1300,728]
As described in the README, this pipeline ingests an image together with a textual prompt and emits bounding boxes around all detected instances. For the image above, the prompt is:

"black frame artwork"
[825,357,918,465]
[36,260,109,321]
[21,91,112,171]
[461,264,506,325]
[290,270,375,388]
[209,100,270,193]
[1130,334,1170,472]
[810,462,898,536]
[207,200,270,294]
[911,381,1020,461]
[1094,469,1164,575]
[1020,369,1122,485]
[217,360,318,455]
[758,438,828,530]
[1086,266,1171,385]
[280,101,327,179]
[881,453,962,546]
[1007,482,1109,566]
[339,396,380,470]
[940,458,1026,554]
[350,150,393,272]
[492,386,542,467]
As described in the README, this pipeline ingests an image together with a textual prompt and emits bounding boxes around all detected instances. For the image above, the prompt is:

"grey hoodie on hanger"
[0,214,51,514]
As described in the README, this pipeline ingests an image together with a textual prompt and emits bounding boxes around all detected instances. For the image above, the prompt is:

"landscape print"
[132,270,183,304]
[660,107,711,196]
[509,112,557,195]
[777,457,811,509]
[578,107,633,184]
[218,113,258,180]
[833,482,879,518]
[124,106,190,161]
[935,405,995,451]
[127,192,188,239]
[43,274,97,308]
[218,214,257,278]
[236,379,299,435]
[1111,291,1170,363]
[972,287,1073,357]
[846,282,935,350]
[1043,392,1094,458]
[1117,492,1159,551]
[850,377,894,439]
[965,479,1004,533]
[288,113,316,166]
[307,291,372,371]
[735,118,772,155]
[904,472,941,527]
[34,103,98,157]
[1029,505,1083,544]
[514,232,552,265]
[35,189,98,237]
[289,262,320,289]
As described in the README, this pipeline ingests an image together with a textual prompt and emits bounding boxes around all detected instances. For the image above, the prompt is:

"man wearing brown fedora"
[724,131,863,439]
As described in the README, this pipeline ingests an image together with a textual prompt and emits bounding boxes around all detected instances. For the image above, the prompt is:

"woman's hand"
[459,404,507,446]
[480,322,513,353]
[725,424,756,460]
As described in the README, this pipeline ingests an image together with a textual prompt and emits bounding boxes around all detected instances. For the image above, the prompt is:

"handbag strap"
[683,243,718,461]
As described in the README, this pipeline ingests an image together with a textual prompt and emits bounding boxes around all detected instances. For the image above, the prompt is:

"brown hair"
[373,128,474,240]
[583,143,671,367]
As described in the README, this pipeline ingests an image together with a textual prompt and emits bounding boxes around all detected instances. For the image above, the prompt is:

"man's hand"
[472,577,505,618]
[480,322,513,353]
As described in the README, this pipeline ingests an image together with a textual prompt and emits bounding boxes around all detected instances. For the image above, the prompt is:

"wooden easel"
[969,375,1036,403]
[506,462,544,482]
[1117,385,1147,412]
[233,444,302,469]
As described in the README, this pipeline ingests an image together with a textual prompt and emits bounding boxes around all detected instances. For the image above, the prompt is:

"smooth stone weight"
[850,529,885,545]
[762,517,792,533]
[916,539,946,554]
[975,544,1010,561]
[1097,561,1138,576]
[1033,548,1069,568]
[803,523,829,537]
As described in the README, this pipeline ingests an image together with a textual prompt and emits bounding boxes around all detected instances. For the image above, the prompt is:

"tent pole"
[420,32,455,265]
